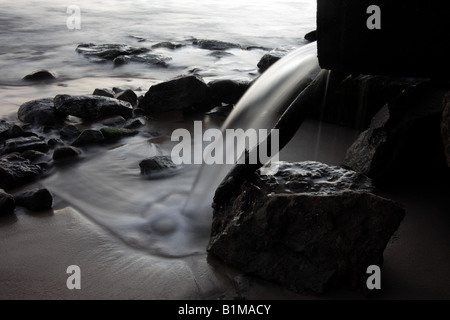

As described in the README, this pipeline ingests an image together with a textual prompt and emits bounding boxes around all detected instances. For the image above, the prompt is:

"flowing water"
[0,0,326,257]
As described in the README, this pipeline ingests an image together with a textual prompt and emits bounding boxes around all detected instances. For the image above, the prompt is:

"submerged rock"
[15,188,53,211]
[0,154,43,190]
[23,70,57,82]
[3,136,49,154]
[54,95,133,120]
[442,94,450,167]
[76,43,149,62]
[257,47,293,72]
[208,79,250,105]
[72,130,104,146]
[18,98,64,126]
[59,125,81,141]
[112,53,171,67]
[152,42,184,50]
[0,189,15,215]
[139,156,180,178]
[139,75,213,114]
[101,116,126,127]
[343,83,447,183]
[53,146,81,161]
[193,39,241,50]
[209,161,404,295]
[100,127,138,140]
[93,88,115,98]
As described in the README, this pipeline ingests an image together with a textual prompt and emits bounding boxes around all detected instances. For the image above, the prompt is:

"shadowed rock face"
[209,161,405,295]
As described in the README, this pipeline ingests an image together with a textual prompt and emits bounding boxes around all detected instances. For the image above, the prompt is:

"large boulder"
[343,83,448,183]
[0,154,43,190]
[442,94,450,167]
[209,161,405,294]
[139,75,213,114]
[18,98,64,126]
[54,95,133,120]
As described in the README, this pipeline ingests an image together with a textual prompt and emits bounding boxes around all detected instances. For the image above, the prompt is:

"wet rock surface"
[343,83,448,183]
[72,130,104,146]
[209,161,405,294]
[100,127,138,141]
[18,98,64,127]
[0,154,43,190]
[54,95,133,120]
[2,136,49,154]
[53,146,81,161]
[193,39,241,51]
[209,80,250,105]
[59,125,81,141]
[76,43,149,62]
[139,156,180,178]
[112,53,171,67]
[0,189,15,215]
[257,47,292,72]
[14,188,53,211]
[23,70,57,82]
[93,88,115,98]
[115,89,138,107]
[139,75,213,114]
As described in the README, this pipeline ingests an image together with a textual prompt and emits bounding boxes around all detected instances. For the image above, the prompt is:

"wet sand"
[1,119,449,300]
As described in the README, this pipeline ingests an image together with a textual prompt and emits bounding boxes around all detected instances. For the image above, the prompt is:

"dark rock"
[442,94,450,167]
[47,138,64,148]
[93,88,115,98]
[193,39,241,50]
[112,53,171,67]
[115,89,138,107]
[2,136,49,154]
[123,118,145,129]
[54,95,133,120]
[343,83,448,183]
[21,150,47,161]
[112,87,126,94]
[209,161,405,295]
[0,154,43,190]
[152,42,184,50]
[208,80,250,105]
[132,108,145,118]
[139,156,180,178]
[140,75,213,114]
[304,30,317,42]
[6,125,24,139]
[53,146,81,161]
[76,43,149,62]
[0,189,15,215]
[14,188,53,211]
[23,70,57,82]
[59,125,81,141]
[101,116,126,127]
[208,51,234,59]
[100,127,138,140]
[0,120,13,139]
[72,130,104,146]
[257,47,292,72]
[18,98,64,126]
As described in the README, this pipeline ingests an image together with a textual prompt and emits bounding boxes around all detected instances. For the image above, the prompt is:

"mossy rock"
[100,127,138,140]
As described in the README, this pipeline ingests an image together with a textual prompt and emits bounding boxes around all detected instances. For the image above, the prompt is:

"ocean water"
[0,0,316,85]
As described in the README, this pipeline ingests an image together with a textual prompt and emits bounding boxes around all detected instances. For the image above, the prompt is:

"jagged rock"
[257,47,293,72]
[209,161,405,295]
[53,146,81,161]
[2,136,49,154]
[14,188,53,211]
[343,83,448,183]
[115,89,138,107]
[54,95,133,120]
[208,79,250,105]
[152,42,184,50]
[72,130,104,146]
[23,70,57,82]
[112,53,171,67]
[0,189,15,215]
[18,98,64,126]
[193,39,241,50]
[139,156,180,178]
[304,30,317,42]
[100,127,138,140]
[76,43,149,62]
[139,75,213,114]
[93,88,115,98]
[0,154,43,190]
[59,125,81,141]
[442,94,450,167]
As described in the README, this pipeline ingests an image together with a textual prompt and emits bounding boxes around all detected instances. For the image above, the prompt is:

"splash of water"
[184,42,321,216]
